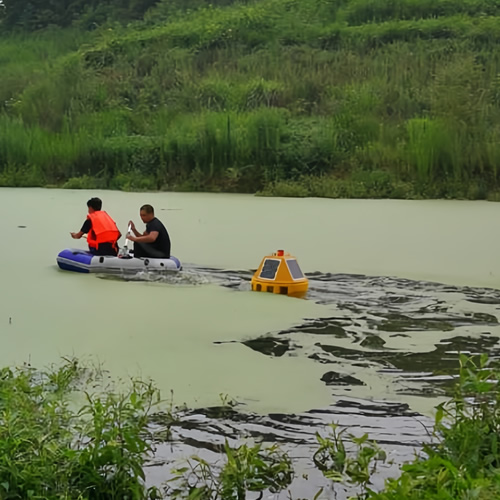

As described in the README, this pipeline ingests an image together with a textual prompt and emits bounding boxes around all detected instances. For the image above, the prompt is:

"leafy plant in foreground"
[167,440,293,499]
[313,423,387,498]
[364,354,500,499]
[0,359,165,499]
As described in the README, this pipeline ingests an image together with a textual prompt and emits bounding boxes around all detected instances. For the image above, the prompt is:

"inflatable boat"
[57,248,182,274]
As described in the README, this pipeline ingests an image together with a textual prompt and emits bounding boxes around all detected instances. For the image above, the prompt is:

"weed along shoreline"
[1,354,499,499]
[8,175,500,202]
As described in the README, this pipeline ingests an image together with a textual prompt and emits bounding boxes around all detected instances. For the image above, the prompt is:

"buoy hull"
[250,279,308,298]
[251,252,308,298]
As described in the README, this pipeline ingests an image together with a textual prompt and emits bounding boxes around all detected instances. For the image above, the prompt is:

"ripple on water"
[104,266,500,498]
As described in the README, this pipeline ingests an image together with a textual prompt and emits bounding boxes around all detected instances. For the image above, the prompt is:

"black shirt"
[146,217,171,258]
[80,219,92,234]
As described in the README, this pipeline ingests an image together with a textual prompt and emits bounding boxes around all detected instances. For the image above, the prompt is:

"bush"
[62,174,105,189]
[0,359,164,499]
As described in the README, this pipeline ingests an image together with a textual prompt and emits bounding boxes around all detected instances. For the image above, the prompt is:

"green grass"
[1,0,500,197]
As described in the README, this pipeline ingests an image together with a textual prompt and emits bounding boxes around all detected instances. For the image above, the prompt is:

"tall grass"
[1,0,500,196]
[339,0,500,25]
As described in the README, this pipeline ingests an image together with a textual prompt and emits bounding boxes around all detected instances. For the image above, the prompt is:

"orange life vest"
[86,211,120,250]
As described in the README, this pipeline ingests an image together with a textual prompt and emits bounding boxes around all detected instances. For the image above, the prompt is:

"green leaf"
[313,488,324,500]
[435,404,444,426]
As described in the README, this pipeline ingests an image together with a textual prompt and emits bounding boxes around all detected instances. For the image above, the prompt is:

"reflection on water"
[122,265,500,405]
[111,265,500,497]
[148,399,432,499]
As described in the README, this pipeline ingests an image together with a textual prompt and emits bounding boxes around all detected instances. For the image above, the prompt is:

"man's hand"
[128,220,141,237]
[70,232,81,239]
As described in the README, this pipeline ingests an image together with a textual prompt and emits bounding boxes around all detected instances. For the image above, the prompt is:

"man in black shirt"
[127,204,171,259]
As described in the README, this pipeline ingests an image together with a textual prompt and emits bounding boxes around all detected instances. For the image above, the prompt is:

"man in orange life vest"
[70,197,121,256]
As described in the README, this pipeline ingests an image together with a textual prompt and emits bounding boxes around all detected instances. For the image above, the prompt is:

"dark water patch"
[373,311,499,331]
[280,317,351,337]
[396,383,454,398]
[373,313,455,332]
[321,371,365,386]
[386,335,500,374]
[314,335,500,374]
[316,342,392,365]
[468,312,498,323]
[300,323,349,337]
[330,398,419,418]
[465,295,500,305]
[242,337,291,357]
[308,353,337,364]
[360,335,387,348]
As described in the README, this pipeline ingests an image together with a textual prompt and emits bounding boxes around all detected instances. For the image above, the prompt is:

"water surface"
[3,188,500,497]
[1,188,500,414]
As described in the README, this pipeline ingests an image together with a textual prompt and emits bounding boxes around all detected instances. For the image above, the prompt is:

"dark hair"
[87,197,102,211]
[140,204,154,215]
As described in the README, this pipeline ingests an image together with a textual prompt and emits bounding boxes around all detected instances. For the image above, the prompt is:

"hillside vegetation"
[1,0,500,198]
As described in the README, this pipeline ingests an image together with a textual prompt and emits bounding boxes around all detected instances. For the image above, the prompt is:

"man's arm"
[72,219,91,239]
[129,231,159,244]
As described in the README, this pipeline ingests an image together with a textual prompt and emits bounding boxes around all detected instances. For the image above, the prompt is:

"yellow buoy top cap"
[254,251,307,283]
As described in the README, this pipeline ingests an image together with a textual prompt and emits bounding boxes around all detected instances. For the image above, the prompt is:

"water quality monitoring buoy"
[251,250,308,298]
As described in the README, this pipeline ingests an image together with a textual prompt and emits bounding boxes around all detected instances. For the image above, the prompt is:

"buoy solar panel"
[251,250,308,298]
[259,259,280,280]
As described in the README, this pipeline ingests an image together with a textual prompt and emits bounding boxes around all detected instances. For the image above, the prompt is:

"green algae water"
[1,188,500,417]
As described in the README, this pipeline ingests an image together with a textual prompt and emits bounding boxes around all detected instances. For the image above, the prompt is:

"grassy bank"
[1,0,500,198]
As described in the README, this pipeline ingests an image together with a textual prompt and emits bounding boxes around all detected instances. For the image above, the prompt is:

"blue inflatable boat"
[57,248,182,274]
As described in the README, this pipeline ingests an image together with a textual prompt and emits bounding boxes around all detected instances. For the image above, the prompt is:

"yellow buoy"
[251,250,308,298]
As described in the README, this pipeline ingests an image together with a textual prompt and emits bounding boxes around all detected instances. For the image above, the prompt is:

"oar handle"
[124,224,132,248]
[118,224,133,258]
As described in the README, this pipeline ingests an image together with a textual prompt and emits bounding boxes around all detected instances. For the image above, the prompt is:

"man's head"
[140,204,155,223]
[87,197,102,213]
